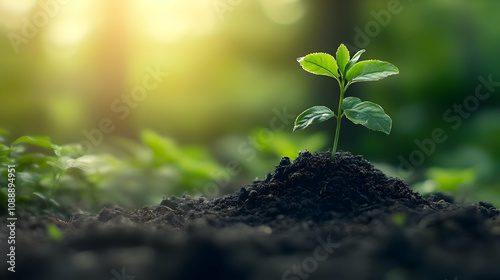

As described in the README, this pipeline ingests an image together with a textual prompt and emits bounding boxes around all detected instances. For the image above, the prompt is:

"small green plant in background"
[293,44,399,160]
[0,129,228,215]
[0,133,102,214]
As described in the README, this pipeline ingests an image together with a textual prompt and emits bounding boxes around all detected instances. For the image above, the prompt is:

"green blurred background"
[1,0,499,213]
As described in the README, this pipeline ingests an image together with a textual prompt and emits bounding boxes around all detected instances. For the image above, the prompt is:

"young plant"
[293,44,399,160]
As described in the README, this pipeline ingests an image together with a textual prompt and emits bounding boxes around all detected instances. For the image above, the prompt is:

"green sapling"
[293,44,399,160]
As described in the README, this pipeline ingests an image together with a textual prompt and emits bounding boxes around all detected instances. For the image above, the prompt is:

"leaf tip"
[338,44,348,51]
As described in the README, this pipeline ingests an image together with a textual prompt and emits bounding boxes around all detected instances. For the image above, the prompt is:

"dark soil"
[2,151,500,280]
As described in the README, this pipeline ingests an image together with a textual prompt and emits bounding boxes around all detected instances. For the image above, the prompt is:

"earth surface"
[2,151,500,280]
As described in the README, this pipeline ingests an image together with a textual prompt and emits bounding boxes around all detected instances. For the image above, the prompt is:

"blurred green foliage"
[412,167,477,198]
[0,130,226,214]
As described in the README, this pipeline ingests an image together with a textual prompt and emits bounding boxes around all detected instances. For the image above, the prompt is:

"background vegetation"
[1,0,499,214]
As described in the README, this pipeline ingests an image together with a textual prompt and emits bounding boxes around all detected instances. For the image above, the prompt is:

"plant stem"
[331,80,346,161]
[51,170,63,198]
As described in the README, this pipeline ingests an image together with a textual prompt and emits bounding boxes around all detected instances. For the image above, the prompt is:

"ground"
[1,151,500,280]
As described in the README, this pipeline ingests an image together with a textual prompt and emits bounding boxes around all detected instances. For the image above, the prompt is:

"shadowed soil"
[2,151,500,280]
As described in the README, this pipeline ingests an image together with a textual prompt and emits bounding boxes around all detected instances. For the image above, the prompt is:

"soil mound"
[237,151,426,219]
[158,151,429,231]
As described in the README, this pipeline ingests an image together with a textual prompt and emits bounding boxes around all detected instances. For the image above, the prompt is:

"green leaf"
[342,97,362,110]
[293,106,335,132]
[55,144,84,157]
[11,136,53,150]
[346,60,399,83]
[344,100,392,134]
[141,130,181,164]
[336,44,350,76]
[32,191,47,200]
[0,144,11,156]
[427,167,476,191]
[47,224,63,241]
[345,49,365,73]
[297,53,339,80]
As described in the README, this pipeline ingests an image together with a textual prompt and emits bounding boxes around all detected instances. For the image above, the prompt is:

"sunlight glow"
[133,0,217,43]
[0,0,36,29]
[260,0,306,25]
[0,0,35,14]
[47,18,91,48]
[44,1,95,58]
